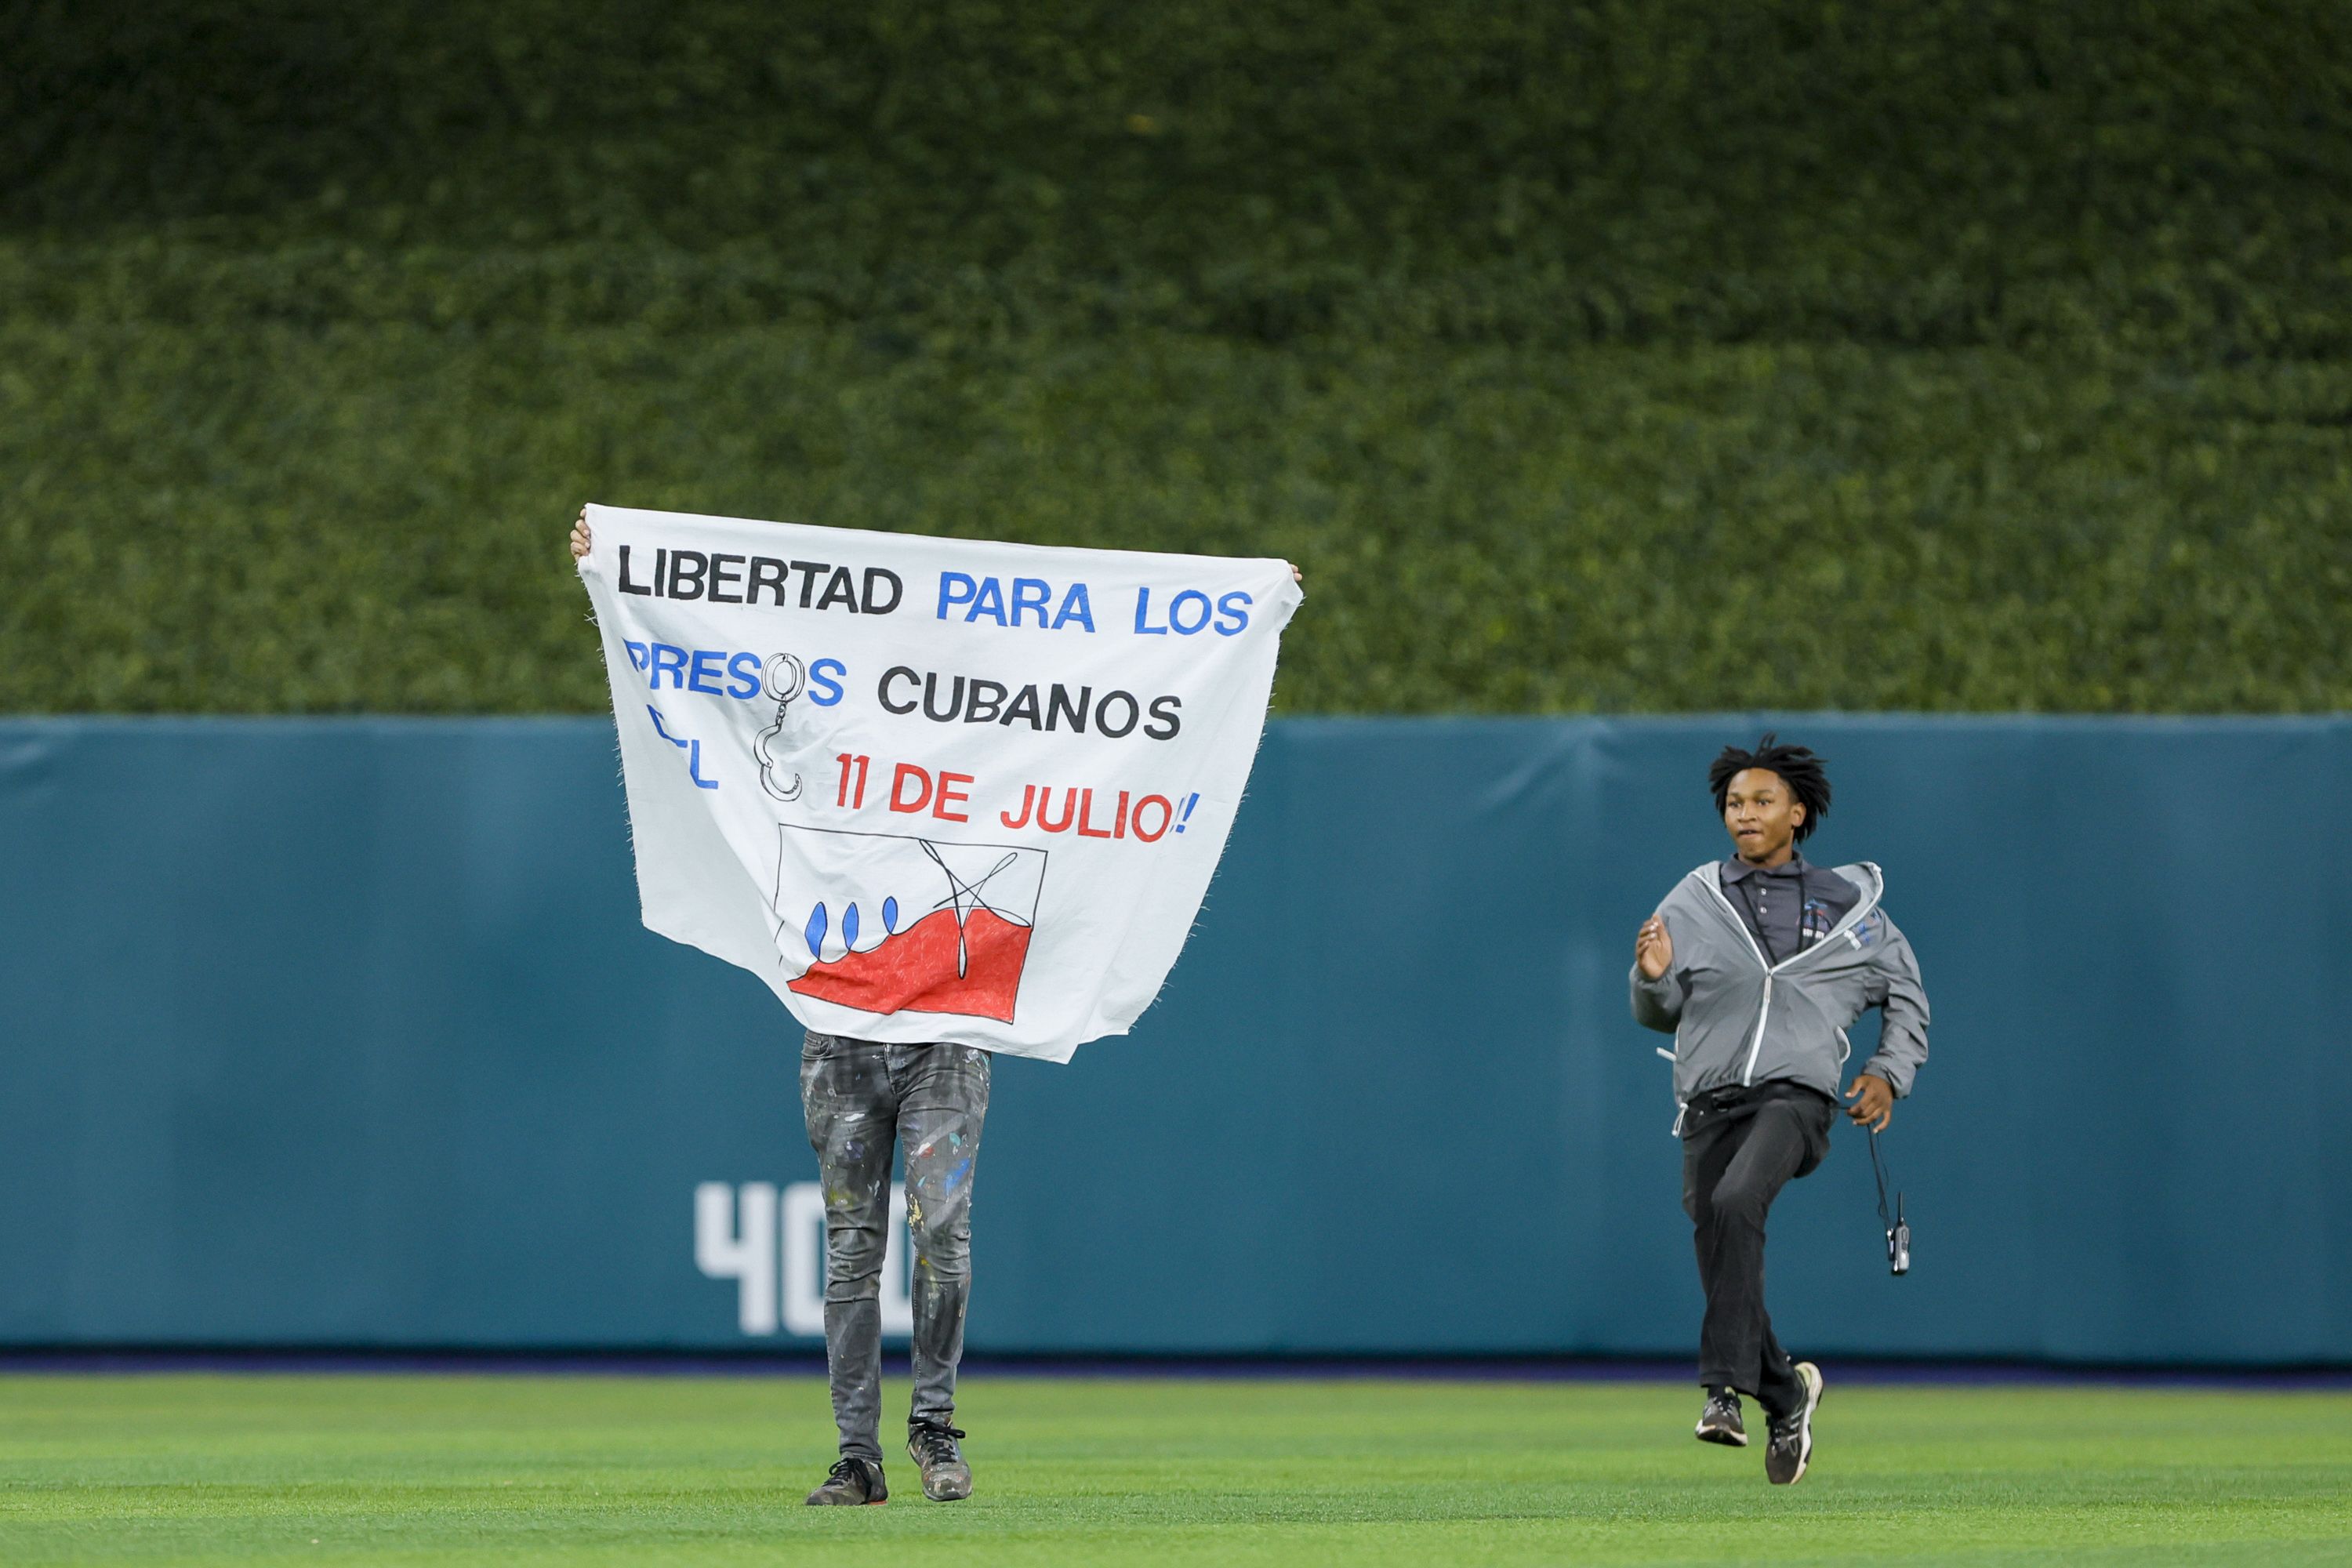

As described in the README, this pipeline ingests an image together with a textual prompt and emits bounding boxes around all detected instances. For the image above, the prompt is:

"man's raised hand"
[1635,916,1674,980]
[1844,1073,1894,1131]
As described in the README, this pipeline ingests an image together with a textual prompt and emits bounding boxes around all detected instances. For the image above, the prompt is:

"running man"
[1631,734,1930,1485]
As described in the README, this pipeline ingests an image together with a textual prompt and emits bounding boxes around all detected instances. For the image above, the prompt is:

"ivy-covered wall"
[5,2,2347,712]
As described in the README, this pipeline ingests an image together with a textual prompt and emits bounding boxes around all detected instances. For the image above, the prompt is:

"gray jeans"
[800,1031,991,1461]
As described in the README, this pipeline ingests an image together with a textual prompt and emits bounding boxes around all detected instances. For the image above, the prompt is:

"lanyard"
[1731,862,1810,967]
[1869,1129,1910,1276]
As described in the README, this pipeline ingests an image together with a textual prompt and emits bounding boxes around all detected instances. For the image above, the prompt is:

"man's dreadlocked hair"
[1708,733,1831,842]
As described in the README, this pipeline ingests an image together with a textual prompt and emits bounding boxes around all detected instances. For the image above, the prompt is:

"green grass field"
[2,1374,2349,1566]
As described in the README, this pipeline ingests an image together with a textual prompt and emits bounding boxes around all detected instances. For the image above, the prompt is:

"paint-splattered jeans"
[800,1031,990,1461]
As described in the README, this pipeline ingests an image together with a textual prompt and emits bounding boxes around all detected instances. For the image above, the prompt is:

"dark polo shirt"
[1718,852,1858,966]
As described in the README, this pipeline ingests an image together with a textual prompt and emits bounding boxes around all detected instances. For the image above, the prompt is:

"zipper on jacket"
[1744,974,1773,1086]
[1692,863,1883,1090]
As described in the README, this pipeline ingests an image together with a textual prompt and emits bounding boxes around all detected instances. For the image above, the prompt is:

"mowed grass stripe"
[2,1375,2348,1565]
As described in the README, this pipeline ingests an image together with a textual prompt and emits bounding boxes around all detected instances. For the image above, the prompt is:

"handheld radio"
[1868,1129,1909,1276]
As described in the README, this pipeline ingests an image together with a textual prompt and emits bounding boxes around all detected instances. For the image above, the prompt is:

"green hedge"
[2,1,2348,713]
[10,0,2351,357]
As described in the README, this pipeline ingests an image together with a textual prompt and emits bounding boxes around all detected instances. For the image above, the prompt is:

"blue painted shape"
[685,739,718,789]
[882,897,898,933]
[842,902,860,949]
[804,902,827,957]
[646,706,686,746]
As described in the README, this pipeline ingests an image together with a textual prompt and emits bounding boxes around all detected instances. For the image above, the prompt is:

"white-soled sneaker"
[1695,1388,1748,1446]
[1764,1362,1823,1485]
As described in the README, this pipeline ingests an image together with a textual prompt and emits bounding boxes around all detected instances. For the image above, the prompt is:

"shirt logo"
[1801,898,1836,946]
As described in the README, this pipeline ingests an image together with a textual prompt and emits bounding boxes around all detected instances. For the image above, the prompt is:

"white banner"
[577,505,1300,1062]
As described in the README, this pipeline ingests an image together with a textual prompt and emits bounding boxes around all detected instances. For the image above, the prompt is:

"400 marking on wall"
[694,1181,914,1339]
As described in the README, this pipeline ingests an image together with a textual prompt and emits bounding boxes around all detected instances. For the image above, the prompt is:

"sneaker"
[906,1420,972,1502]
[1764,1362,1824,1485]
[804,1455,887,1506]
[1695,1388,1748,1446]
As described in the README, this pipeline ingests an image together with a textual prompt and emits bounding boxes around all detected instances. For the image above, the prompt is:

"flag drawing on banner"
[775,825,1046,1025]
[577,504,1299,1062]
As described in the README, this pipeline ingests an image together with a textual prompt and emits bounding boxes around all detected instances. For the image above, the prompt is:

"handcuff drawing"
[755,652,808,803]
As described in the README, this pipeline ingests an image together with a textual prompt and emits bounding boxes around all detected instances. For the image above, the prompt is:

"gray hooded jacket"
[1631,860,1929,1123]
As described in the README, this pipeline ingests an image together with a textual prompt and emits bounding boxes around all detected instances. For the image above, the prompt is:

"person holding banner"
[1630,735,1929,1486]
[571,510,980,1505]
[571,508,1301,1507]
[794,1030,992,1504]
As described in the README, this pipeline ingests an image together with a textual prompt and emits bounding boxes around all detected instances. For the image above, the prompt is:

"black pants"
[1681,1081,1834,1417]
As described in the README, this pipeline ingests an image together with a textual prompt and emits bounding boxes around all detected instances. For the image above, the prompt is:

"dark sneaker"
[1695,1388,1748,1446]
[804,1455,887,1506]
[1764,1362,1824,1485]
[906,1421,972,1502]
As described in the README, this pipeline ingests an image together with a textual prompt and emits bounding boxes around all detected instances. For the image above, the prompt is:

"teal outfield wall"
[1,717,2347,1363]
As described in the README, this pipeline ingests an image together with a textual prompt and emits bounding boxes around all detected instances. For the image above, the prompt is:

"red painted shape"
[788,907,1033,1022]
